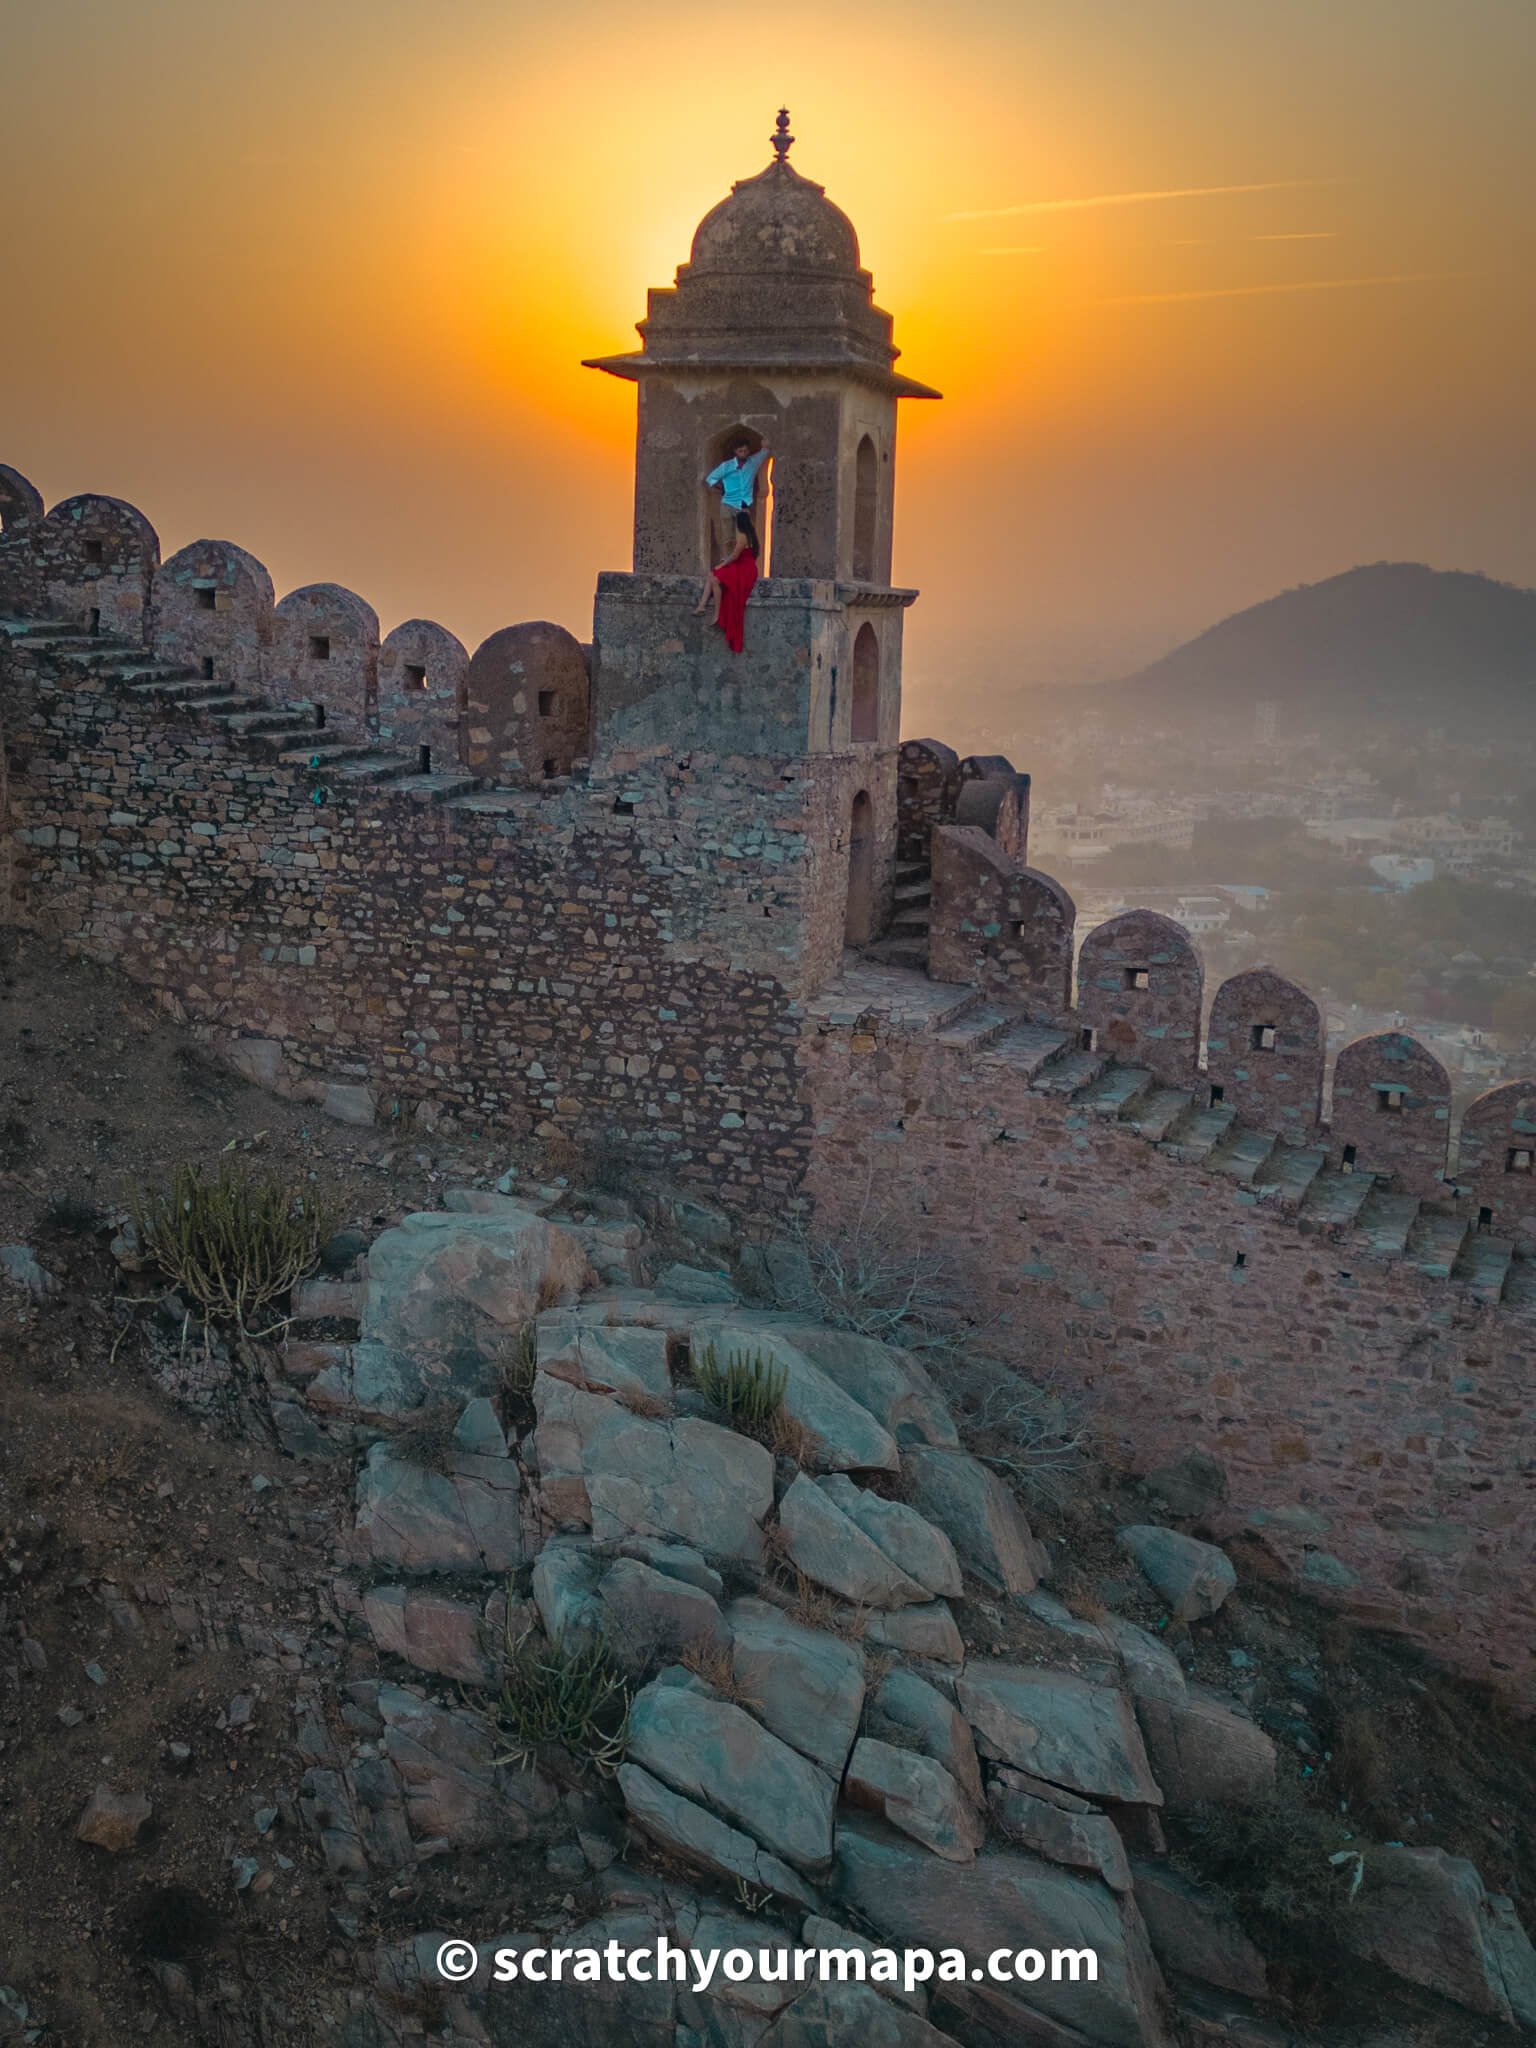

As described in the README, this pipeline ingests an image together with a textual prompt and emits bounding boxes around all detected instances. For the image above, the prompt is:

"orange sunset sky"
[3,0,1533,745]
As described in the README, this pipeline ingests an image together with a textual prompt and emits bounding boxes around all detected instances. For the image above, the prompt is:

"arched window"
[701,424,771,575]
[851,623,880,742]
[852,435,878,581]
[845,790,876,947]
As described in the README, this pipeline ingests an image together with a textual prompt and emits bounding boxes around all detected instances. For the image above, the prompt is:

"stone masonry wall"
[1,647,816,1206]
[801,1016,1536,1697]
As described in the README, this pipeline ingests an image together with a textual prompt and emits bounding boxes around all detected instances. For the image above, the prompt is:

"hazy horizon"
[4,0,1534,743]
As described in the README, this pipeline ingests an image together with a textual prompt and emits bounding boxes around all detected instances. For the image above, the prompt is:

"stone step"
[276,740,377,766]
[1034,1046,1110,1095]
[894,860,930,884]
[861,937,929,972]
[1206,1124,1282,1185]
[394,772,481,803]
[1499,1251,1536,1310]
[125,677,235,704]
[1404,1207,1469,1280]
[987,1021,1072,1077]
[1451,1230,1514,1305]
[887,911,931,938]
[1354,1188,1422,1258]
[1071,1065,1154,1117]
[1161,1100,1238,1163]
[1299,1165,1379,1231]
[1251,1143,1329,1208]
[1125,1086,1195,1142]
[893,878,932,910]
[330,752,420,784]
[933,999,1021,1052]
[216,703,317,736]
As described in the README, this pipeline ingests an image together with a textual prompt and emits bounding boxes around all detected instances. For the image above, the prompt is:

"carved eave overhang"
[582,351,941,401]
[836,584,920,608]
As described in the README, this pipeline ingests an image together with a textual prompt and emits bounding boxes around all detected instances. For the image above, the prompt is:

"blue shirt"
[705,449,768,510]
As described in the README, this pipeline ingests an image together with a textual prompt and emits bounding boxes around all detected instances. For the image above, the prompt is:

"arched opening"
[700,424,771,576]
[852,435,878,581]
[845,790,876,947]
[851,623,880,742]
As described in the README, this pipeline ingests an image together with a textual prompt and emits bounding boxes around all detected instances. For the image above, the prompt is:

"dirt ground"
[0,933,523,2045]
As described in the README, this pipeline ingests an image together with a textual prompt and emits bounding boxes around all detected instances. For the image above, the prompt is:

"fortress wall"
[802,1016,1536,1695]
[1,651,817,1204]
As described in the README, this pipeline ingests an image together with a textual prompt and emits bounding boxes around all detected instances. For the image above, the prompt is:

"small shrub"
[680,1639,759,1707]
[494,1631,630,1773]
[1171,1799,1356,1960]
[134,1160,337,1329]
[497,1323,538,1406]
[694,1344,786,1429]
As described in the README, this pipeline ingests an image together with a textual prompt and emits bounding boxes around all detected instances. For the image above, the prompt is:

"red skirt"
[712,550,758,653]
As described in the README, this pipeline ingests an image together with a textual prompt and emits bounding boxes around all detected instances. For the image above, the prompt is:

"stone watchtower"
[585,113,939,976]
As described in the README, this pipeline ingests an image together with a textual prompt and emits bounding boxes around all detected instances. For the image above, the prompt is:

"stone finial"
[770,107,794,163]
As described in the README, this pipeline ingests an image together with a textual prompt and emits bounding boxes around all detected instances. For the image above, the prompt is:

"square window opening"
[1210,1083,1225,1105]
[84,540,104,564]
[404,663,427,690]
[1508,1147,1534,1175]
[542,758,558,779]
[1478,1205,1494,1229]
[538,690,556,718]
[201,656,215,680]
[1379,1088,1406,1114]
[309,635,330,661]
[1124,967,1150,991]
[1251,1023,1277,1051]
[195,586,217,611]
[1341,1143,1358,1171]
[1079,1026,1097,1052]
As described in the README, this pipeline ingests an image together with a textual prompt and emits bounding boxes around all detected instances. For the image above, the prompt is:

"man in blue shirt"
[703,437,769,559]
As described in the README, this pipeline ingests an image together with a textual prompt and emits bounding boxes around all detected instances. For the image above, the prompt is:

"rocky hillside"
[1,940,1534,2046]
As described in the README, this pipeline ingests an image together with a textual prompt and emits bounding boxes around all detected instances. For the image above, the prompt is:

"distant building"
[1370,853,1436,890]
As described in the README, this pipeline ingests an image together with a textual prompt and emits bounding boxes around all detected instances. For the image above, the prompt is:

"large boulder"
[957,1662,1163,1807]
[866,1601,965,1666]
[989,1770,1132,1893]
[818,1475,962,1600]
[776,1474,931,1608]
[617,1764,817,1910]
[362,1584,501,1684]
[1134,1685,1276,1810]
[834,1818,1175,2048]
[375,1682,557,1850]
[692,1319,900,1472]
[726,1598,866,1778]
[534,1376,773,1561]
[1117,1525,1236,1621]
[869,1667,984,1809]
[626,1680,836,1874]
[769,1326,961,1450]
[1131,1860,1268,2000]
[845,1738,984,1862]
[1343,1845,1536,2029]
[536,1314,671,1404]
[352,1441,524,1574]
[361,1208,589,1369]
[901,1446,1046,1594]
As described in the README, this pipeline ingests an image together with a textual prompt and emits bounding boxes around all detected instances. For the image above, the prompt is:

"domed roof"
[687,160,862,278]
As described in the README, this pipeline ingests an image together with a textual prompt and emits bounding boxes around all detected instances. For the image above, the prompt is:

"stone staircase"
[3,619,478,802]
[863,855,931,971]
[812,964,1529,1310]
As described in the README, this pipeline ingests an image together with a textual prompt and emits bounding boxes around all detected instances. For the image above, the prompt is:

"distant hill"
[1087,563,1536,731]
